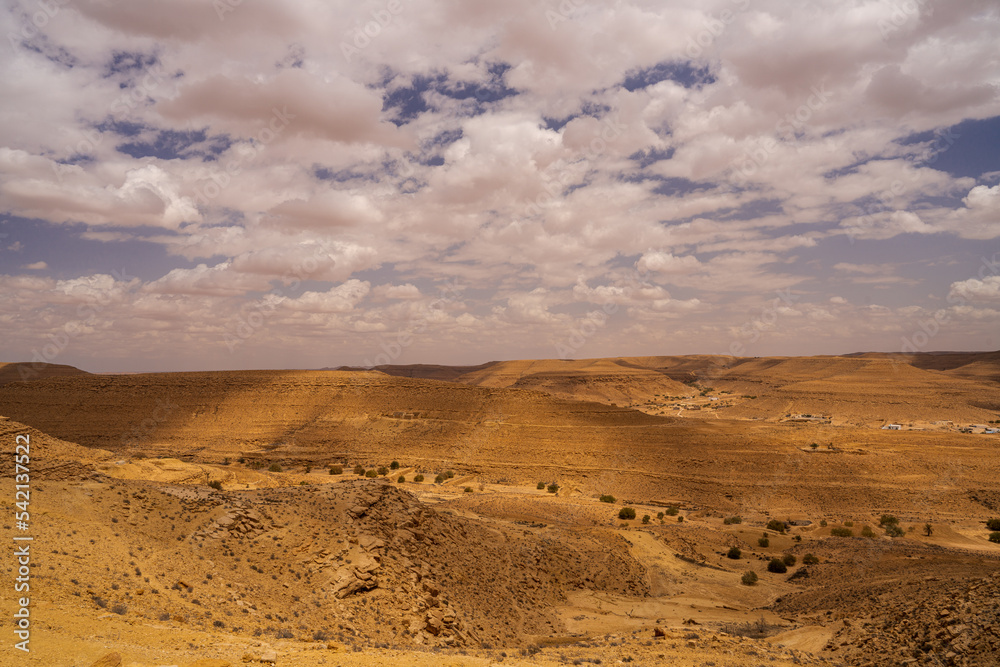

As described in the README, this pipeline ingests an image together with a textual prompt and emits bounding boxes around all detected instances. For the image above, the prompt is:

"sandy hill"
[848,350,1000,384]
[0,361,90,385]
[0,414,113,480]
[446,358,697,405]
[3,368,1000,521]
[3,361,1000,666]
[355,354,1000,426]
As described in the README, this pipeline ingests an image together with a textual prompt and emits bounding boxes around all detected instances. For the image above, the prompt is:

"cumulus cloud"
[1,0,998,368]
[950,276,1000,302]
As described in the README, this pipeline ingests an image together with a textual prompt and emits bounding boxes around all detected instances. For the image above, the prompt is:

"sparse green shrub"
[861,525,875,538]
[844,521,854,527]
[642,515,650,524]
[985,518,1000,531]
[353,464,365,476]
[397,475,405,483]
[767,558,787,574]
[600,494,616,503]
[793,535,802,542]
[819,519,827,527]
[741,571,758,586]
[830,527,853,537]
[884,523,904,537]
[782,554,796,567]
[537,481,546,490]
[758,537,769,548]
[304,465,311,474]
[727,547,741,560]
[445,470,455,479]
[665,506,679,516]
[657,511,664,520]
[377,466,388,476]
[390,461,400,470]
[414,474,424,483]
[989,532,1000,543]
[464,487,473,493]
[879,514,898,527]
[364,469,377,478]
[223,457,231,465]
[268,464,282,473]
[803,554,819,565]
[766,519,786,534]
[208,480,223,491]
[619,507,636,520]
[678,516,684,522]
[434,473,445,484]
[547,483,559,494]
[111,603,127,615]
[723,516,742,525]
[330,466,342,475]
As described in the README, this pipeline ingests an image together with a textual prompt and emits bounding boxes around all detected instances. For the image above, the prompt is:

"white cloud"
[950,276,1000,302]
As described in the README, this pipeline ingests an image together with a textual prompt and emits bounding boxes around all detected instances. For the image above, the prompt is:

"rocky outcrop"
[818,572,1000,666]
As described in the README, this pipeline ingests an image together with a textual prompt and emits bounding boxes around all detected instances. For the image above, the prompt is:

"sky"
[1,0,999,373]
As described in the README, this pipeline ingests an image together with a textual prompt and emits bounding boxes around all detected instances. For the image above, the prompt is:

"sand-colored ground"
[2,353,1000,666]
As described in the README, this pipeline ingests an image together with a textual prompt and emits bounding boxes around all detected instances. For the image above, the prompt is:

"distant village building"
[882,424,902,430]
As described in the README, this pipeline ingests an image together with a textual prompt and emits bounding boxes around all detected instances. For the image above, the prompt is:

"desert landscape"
[2,353,1000,666]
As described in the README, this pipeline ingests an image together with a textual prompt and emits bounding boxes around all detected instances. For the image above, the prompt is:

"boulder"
[90,654,123,667]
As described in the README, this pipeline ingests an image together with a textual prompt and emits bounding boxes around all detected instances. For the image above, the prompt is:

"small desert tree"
[727,546,741,560]
[767,558,787,574]
[741,571,758,586]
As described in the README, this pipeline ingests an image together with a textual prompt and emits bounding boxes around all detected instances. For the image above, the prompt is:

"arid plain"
[2,352,999,666]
